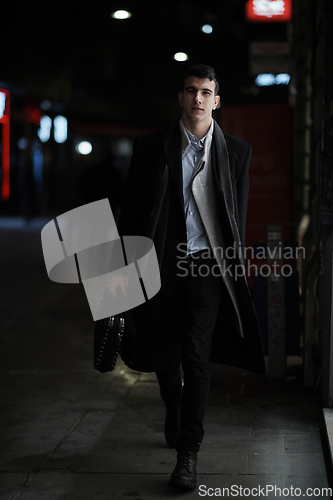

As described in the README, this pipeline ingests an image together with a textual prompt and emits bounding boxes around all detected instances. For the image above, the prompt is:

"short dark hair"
[181,64,219,95]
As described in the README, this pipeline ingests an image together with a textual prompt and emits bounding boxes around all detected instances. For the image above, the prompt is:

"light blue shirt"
[182,125,211,255]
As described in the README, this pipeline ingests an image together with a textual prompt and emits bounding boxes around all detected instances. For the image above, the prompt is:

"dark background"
[1,0,291,218]
[3,0,289,128]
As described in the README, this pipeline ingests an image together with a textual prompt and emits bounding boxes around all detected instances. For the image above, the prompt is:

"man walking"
[115,64,265,489]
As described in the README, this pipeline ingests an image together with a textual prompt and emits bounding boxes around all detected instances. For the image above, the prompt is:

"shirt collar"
[179,117,214,157]
[185,127,206,150]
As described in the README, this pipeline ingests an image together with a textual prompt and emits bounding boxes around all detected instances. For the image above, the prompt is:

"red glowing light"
[246,0,292,22]
[23,105,42,126]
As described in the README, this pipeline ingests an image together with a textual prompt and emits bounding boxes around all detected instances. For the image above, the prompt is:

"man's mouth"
[192,107,203,111]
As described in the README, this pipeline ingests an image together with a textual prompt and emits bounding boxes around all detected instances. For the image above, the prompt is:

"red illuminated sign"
[246,0,292,22]
[0,89,10,201]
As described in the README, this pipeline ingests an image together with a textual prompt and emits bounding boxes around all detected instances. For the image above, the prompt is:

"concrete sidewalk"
[0,220,332,499]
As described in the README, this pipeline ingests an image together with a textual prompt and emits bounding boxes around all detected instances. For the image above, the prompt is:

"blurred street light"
[111,10,132,19]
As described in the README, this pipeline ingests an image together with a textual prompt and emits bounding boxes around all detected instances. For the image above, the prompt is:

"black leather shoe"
[169,450,197,489]
[164,406,181,448]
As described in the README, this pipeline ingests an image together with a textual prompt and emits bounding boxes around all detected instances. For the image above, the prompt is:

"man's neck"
[182,115,212,145]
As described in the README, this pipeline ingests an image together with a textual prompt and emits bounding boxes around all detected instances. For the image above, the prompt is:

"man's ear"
[213,95,220,110]
[178,92,184,107]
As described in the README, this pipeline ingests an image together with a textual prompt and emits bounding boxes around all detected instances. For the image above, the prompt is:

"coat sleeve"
[236,144,252,250]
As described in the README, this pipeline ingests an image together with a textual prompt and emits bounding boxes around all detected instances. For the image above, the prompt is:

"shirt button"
[189,211,193,215]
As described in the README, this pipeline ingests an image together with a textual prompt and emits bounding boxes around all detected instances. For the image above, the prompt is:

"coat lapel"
[212,123,243,259]
[191,120,245,338]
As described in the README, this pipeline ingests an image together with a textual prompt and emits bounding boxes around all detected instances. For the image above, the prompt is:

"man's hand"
[108,274,127,297]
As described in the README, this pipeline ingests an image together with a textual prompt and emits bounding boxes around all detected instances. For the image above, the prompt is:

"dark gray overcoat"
[117,118,266,376]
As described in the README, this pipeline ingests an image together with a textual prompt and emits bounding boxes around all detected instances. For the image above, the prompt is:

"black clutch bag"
[94,315,125,373]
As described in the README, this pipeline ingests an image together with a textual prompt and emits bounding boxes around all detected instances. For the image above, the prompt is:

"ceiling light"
[201,24,213,34]
[76,141,92,155]
[38,115,52,143]
[174,52,188,62]
[275,73,291,85]
[254,73,275,86]
[54,116,68,144]
[111,10,132,19]
[254,73,291,86]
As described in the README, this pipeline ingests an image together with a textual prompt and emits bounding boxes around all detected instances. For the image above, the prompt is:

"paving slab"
[247,451,327,476]
[0,473,28,500]
[283,475,332,499]
[0,222,331,499]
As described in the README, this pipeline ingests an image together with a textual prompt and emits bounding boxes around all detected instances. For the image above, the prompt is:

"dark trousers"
[156,251,222,453]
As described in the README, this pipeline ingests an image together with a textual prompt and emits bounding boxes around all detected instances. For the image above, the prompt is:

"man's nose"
[195,92,202,103]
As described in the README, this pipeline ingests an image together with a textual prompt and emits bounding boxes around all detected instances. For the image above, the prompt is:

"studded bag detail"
[94,315,125,372]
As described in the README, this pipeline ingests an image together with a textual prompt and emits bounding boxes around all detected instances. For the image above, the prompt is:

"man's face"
[178,76,220,125]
